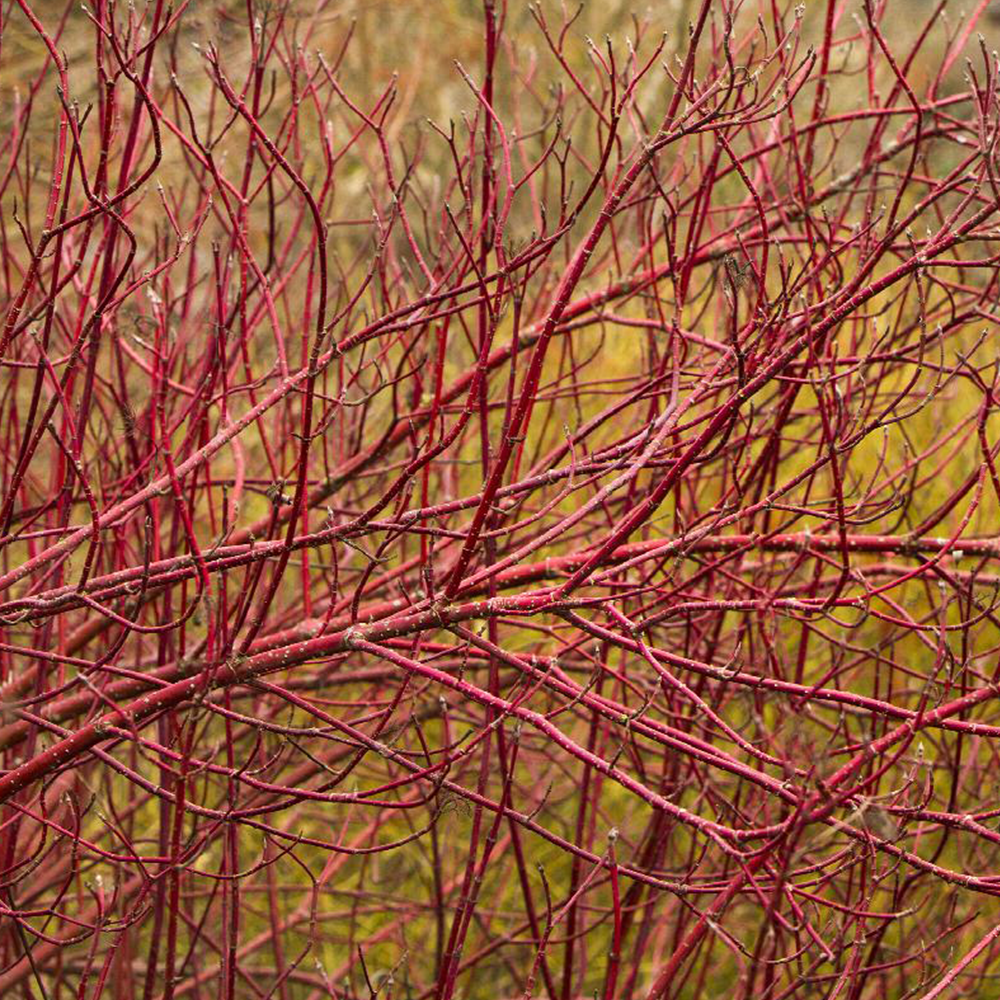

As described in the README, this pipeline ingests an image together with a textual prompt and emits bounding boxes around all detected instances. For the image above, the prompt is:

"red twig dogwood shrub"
[4,0,1000,996]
